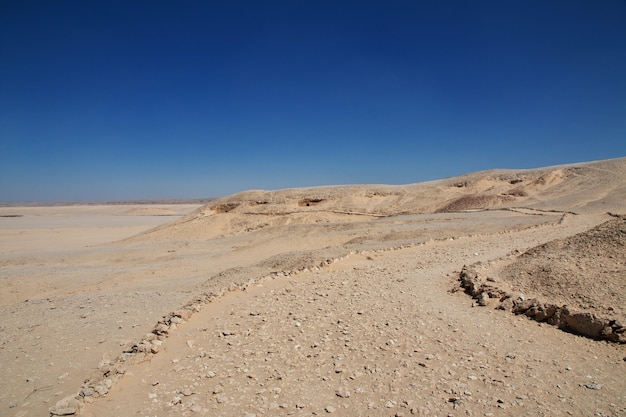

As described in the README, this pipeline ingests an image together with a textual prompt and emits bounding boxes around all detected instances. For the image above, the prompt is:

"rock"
[136,341,152,353]
[325,405,336,413]
[583,383,602,390]
[94,385,108,396]
[154,323,169,334]
[458,267,483,297]
[174,309,192,321]
[529,303,558,322]
[565,312,605,339]
[49,395,81,416]
[497,297,514,311]
[336,387,350,398]
[477,292,490,306]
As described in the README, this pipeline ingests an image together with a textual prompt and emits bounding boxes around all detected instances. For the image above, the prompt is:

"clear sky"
[1,1,625,202]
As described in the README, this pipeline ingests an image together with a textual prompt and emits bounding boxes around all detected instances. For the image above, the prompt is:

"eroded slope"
[131,157,626,241]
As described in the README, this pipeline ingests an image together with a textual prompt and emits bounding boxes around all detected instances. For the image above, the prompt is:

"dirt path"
[83,216,626,417]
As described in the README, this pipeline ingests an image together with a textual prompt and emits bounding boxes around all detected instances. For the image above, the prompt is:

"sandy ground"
[1,158,625,417]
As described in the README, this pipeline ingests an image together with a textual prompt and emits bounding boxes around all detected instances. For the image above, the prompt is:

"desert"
[1,157,625,417]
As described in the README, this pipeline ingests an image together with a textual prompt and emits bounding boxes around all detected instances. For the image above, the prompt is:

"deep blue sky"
[1,1,625,201]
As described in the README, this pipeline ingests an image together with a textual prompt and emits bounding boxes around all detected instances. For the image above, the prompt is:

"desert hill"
[134,157,626,241]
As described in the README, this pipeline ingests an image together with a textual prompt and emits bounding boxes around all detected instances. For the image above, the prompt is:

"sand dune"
[0,158,624,417]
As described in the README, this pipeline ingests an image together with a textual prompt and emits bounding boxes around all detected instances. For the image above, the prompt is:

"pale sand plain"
[1,158,625,417]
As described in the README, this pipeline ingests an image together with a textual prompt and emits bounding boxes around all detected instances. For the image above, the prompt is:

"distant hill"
[132,157,626,241]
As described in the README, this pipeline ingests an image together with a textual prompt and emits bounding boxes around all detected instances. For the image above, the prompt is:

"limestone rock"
[49,395,81,416]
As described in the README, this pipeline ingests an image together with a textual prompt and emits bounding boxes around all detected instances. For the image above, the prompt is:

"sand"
[0,158,624,417]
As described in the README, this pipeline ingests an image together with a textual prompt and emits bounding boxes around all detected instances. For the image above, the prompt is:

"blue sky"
[1,1,625,201]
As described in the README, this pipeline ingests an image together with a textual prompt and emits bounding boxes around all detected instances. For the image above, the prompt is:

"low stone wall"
[458,266,625,343]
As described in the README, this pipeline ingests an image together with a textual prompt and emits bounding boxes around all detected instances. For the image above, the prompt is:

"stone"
[497,297,514,311]
[49,395,81,416]
[174,309,192,321]
[336,387,350,398]
[565,312,606,339]
[94,385,108,396]
[325,405,336,413]
[477,292,490,306]
[154,323,169,334]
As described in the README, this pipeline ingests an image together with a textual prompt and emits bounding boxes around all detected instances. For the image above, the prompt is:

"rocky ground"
[83,220,625,417]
